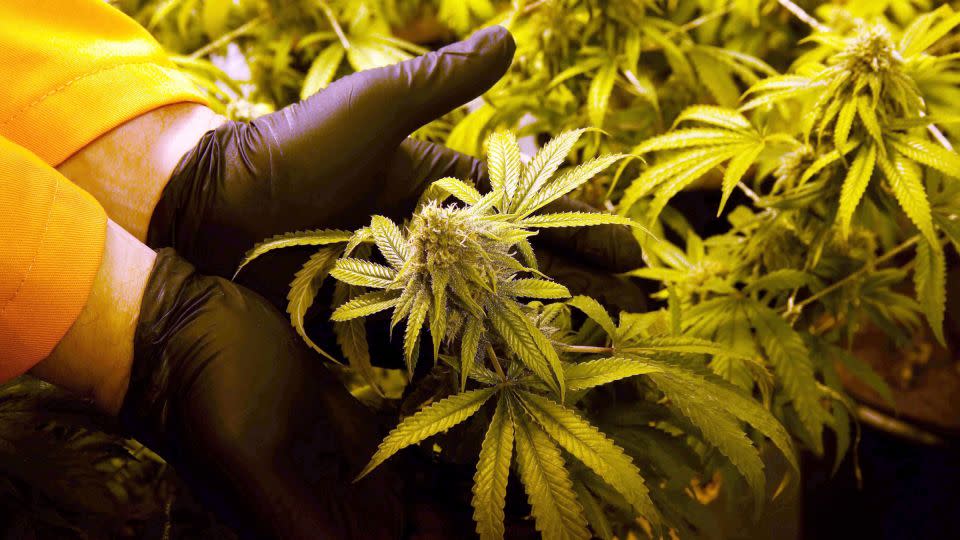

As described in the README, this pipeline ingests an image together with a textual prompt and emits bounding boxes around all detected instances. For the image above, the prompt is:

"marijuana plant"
[238,129,797,539]
[617,6,960,458]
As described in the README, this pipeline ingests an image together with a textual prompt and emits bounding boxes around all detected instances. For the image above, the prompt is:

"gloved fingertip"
[392,26,515,133]
[460,25,517,66]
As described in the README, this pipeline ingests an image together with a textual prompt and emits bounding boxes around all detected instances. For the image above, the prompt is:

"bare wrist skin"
[30,220,157,414]
[56,103,226,241]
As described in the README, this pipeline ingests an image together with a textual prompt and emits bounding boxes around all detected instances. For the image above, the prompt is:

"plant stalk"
[785,234,921,315]
[776,0,830,33]
[486,343,507,380]
[189,16,265,59]
[316,0,351,51]
[552,343,615,354]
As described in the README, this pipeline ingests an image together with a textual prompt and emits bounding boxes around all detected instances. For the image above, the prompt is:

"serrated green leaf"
[516,238,539,270]
[649,372,763,509]
[461,316,484,391]
[833,98,857,154]
[447,104,495,157]
[621,336,746,358]
[330,258,396,288]
[518,392,659,525]
[588,63,618,128]
[743,269,813,294]
[431,176,483,205]
[746,302,828,454]
[798,140,859,185]
[514,129,587,212]
[430,271,450,359]
[346,37,410,71]
[878,149,937,246]
[486,131,522,209]
[520,212,646,234]
[511,398,590,540]
[718,142,764,215]
[333,283,382,396]
[691,48,740,107]
[473,394,515,540]
[643,26,695,82]
[740,75,823,110]
[301,43,345,99]
[503,279,572,300]
[331,289,401,321]
[621,267,688,282]
[856,96,884,148]
[915,237,946,345]
[344,227,373,257]
[522,154,628,215]
[647,147,745,222]
[889,136,960,179]
[404,290,430,376]
[571,480,614,540]
[357,387,497,481]
[634,128,749,154]
[370,215,409,269]
[449,270,486,319]
[235,229,353,277]
[488,300,564,399]
[567,296,617,337]
[673,105,753,131]
[901,7,960,56]
[837,143,878,237]
[620,146,740,211]
[286,247,341,363]
[562,357,662,391]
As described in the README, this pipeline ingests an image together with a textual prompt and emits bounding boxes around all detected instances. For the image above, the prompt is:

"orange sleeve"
[0,0,207,166]
[0,136,107,382]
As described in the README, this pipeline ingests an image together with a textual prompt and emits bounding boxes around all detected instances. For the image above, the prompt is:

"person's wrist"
[56,103,226,241]
[31,220,157,414]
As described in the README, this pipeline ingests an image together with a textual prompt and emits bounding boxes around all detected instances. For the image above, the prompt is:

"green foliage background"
[2,0,959,538]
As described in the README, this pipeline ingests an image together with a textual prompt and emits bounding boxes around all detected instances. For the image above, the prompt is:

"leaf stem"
[189,16,265,60]
[316,0,351,51]
[785,235,921,315]
[552,342,615,354]
[776,0,830,33]
[486,343,507,380]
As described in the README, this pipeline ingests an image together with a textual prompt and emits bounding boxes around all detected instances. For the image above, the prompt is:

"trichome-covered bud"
[835,24,900,76]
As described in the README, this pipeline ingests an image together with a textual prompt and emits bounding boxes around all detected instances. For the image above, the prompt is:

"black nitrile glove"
[148,25,645,284]
[149,26,516,278]
[118,249,404,540]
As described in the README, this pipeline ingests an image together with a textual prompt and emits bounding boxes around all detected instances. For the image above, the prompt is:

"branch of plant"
[189,16,266,60]
[920,110,955,151]
[775,0,830,33]
[486,343,507,380]
[552,342,615,355]
[316,0,351,51]
[784,234,921,316]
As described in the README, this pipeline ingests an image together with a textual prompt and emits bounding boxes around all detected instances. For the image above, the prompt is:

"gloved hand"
[118,248,404,540]
[147,25,645,285]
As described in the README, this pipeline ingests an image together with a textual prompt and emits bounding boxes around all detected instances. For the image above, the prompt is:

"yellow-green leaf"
[837,143,877,237]
[301,43,345,99]
[518,393,659,525]
[356,387,497,480]
[472,395,515,540]
[287,247,341,363]
[511,398,590,540]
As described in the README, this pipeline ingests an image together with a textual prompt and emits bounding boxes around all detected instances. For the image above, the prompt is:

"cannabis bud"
[836,24,899,75]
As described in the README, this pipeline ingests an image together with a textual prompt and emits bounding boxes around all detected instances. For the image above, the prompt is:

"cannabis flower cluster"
[835,24,899,75]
